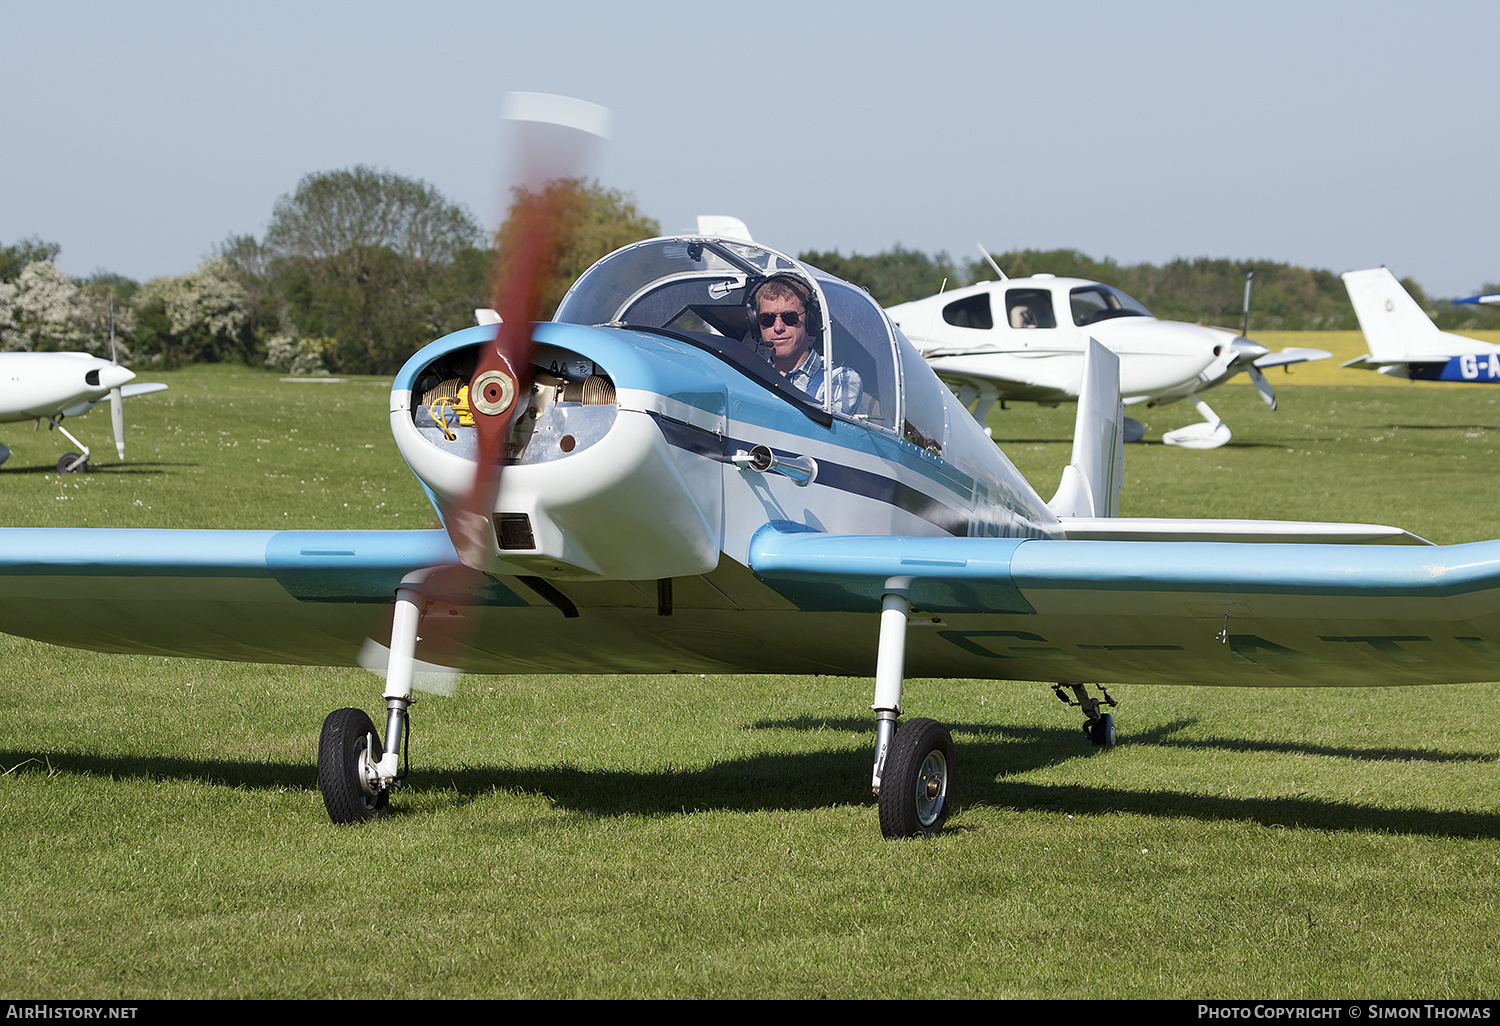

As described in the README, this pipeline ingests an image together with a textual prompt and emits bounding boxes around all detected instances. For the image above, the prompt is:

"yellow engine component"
[428,385,475,440]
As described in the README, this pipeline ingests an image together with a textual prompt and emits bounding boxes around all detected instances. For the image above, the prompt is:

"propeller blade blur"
[446,94,610,571]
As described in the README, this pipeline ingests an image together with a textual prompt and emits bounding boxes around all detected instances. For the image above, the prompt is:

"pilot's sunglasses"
[759,310,802,328]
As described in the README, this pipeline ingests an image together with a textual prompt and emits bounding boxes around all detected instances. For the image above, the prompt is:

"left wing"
[746,524,1500,688]
[59,381,169,418]
[1253,346,1333,370]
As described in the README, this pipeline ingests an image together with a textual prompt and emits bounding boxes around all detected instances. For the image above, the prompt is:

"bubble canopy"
[554,236,910,433]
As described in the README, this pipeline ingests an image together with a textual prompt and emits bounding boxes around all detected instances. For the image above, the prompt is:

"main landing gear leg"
[319,579,426,823]
[871,587,954,839]
[1053,682,1117,749]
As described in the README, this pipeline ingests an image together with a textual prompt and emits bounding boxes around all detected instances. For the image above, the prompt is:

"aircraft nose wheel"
[57,453,87,473]
[1087,713,1116,749]
[318,708,390,823]
[878,718,954,838]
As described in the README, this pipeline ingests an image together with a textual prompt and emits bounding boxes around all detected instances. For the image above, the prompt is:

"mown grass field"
[1,360,1498,999]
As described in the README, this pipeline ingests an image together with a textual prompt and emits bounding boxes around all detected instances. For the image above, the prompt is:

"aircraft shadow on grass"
[5,718,1495,840]
[1,461,181,476]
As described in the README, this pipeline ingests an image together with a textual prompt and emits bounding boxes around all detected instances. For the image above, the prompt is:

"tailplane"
[1049,339,1123,519]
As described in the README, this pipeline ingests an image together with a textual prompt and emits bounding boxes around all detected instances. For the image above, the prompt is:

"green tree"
[0,237,61,284]
[262,166,487,373]
[799,245,960,306]
[492,178,659,320]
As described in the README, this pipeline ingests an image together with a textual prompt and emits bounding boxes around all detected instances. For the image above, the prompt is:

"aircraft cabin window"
[814,276,898,428]
[1005,289,1056,329]
[942,293,993,330]
[555,238,901,430]
[895,330,948,455]
[1070,285,1152,327]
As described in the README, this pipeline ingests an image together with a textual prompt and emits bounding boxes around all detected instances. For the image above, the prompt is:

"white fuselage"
[0,352,136,422]
[886,276,1232,404]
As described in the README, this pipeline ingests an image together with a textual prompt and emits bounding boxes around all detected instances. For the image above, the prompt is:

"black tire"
[318,708,389,823]
[878,717,954,839]
[57,453,87,473]
[1089,713,1116,749]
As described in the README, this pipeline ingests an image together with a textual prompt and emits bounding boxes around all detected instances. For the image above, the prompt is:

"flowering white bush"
[134,259,248,340]
[265,334,334,375]
[0,261,88,352]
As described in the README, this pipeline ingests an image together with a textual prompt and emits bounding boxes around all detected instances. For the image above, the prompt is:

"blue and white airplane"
[1343,266,1500,381]
[1,234,1497,839]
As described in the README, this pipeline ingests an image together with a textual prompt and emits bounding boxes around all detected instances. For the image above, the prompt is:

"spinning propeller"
[444,93,611,573]
[359,94,609,698]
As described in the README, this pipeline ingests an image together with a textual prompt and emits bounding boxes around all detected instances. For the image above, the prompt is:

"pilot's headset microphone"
[746,273,824,341]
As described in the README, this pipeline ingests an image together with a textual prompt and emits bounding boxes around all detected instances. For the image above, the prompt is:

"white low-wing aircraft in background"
[0,310,168,472]
[1343,266,1500,382]
[4,228,1500,841]
[886,263,1330,449]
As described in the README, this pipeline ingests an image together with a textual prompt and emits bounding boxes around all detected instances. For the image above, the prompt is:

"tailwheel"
[1089,712,1116,749]
[318,708,389,823]
[878,718,954,839]
[1054,683,1118,750]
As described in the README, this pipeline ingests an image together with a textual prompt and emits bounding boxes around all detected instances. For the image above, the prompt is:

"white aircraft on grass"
[886,261,1331,449]
[1343,266,1500,382]
[0,101,1495,839]
[0,301,167,471]
[0,353,167,472]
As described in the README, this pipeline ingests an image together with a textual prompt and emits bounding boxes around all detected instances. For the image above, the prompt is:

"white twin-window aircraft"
[3,228,1499,839]
[887,269,1331,449]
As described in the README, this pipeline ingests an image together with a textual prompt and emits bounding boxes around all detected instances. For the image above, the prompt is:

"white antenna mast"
[977,243,1008,281]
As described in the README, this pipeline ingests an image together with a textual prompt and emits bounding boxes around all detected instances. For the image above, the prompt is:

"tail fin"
[1342,267,1447,360]
[1049,339,1123,519]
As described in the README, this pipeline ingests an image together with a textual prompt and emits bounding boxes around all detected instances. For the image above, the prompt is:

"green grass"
[1,365,1498,998]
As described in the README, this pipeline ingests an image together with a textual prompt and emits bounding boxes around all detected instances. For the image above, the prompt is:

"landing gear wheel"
[57,453,87,473]
[878,717,954,839]
[1088,713,1116,749]
[318,708,389,823]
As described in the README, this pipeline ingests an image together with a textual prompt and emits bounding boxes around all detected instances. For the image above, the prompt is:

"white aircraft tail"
[1049,339,1123,519]
[1342,267,1448,361]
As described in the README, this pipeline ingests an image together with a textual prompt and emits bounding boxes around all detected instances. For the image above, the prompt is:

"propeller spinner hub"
[471,367,517,417]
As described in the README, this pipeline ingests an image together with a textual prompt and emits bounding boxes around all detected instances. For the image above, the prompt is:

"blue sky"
[3,0,1495,297]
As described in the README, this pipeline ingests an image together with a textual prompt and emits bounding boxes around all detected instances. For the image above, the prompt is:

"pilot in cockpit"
[750,274,864,416]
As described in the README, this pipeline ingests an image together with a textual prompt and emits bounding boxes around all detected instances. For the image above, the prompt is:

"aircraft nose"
[98,364,136,390]
[1231,337,1271,362]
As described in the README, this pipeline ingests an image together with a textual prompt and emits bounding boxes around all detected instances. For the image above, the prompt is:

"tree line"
[5,172,1495,374]
[0,170,657,374]
[802,246,1500,332]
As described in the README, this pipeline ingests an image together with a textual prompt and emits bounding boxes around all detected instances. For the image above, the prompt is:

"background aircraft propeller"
[1236,270,1278,410]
